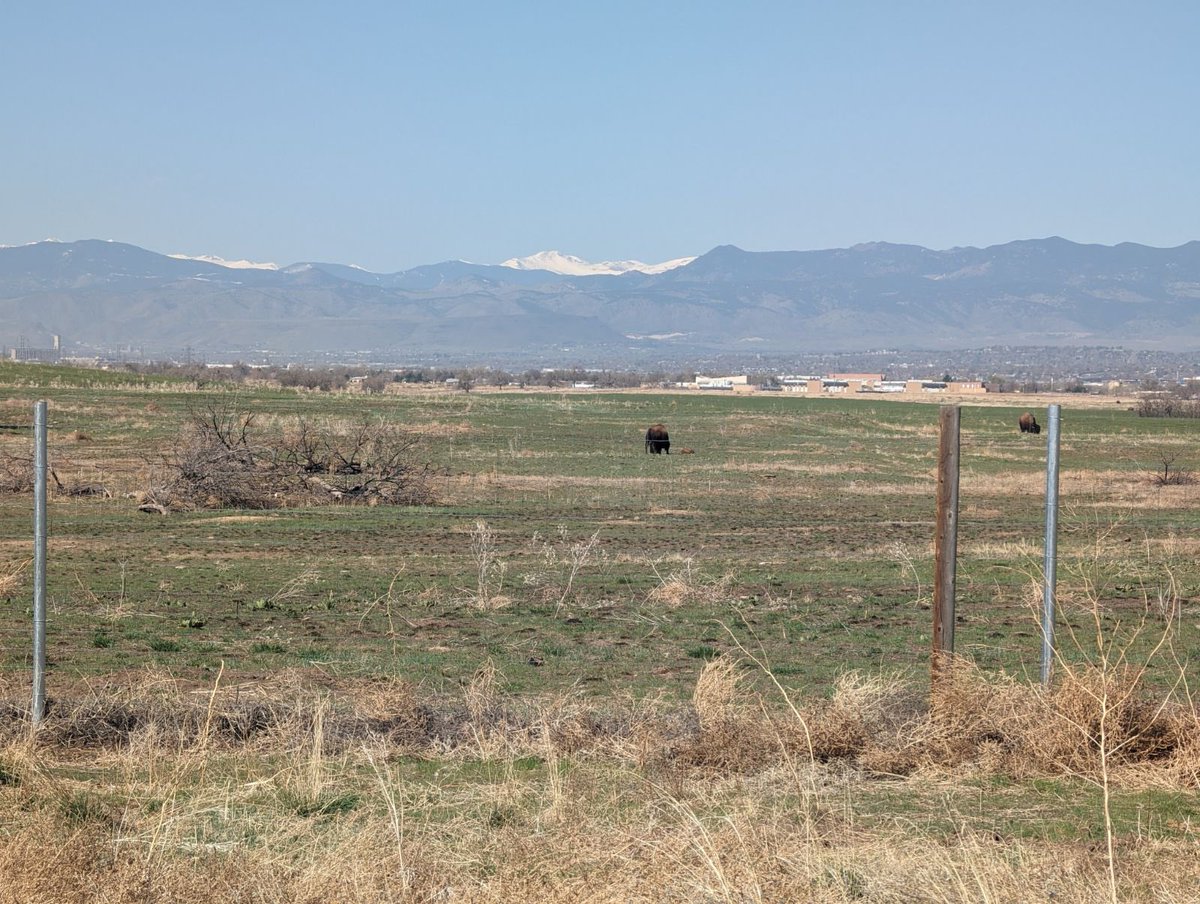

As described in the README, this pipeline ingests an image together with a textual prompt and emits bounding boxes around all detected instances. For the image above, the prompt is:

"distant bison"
[645,423,670,454]
[1018,412,1041,434]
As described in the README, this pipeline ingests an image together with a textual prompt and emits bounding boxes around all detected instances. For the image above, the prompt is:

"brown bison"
[1018,412,1041,434]
[645,423,670,454]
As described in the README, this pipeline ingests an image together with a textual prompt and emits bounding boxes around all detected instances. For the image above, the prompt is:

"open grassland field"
[1,362,1199,902]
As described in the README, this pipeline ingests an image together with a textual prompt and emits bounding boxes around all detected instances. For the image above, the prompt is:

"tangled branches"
[144,401,445,511]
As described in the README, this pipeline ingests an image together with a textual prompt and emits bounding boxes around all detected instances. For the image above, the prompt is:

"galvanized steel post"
[32,400,48,723]
[1041,405,1061,687]
[933,405,961,686]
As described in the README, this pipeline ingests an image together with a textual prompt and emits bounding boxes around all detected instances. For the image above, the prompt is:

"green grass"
[1,367,1198,701]
[276,789,361,818]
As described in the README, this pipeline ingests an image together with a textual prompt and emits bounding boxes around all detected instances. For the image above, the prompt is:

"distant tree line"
[116,361,686,392]
[1136,379,1200,418]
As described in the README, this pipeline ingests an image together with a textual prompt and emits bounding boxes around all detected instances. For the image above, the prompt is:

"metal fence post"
[933,405,960,688]
[32,400,48,723]
[1041,405,1061,687]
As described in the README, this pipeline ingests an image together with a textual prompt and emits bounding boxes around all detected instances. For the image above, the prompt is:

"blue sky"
[3,1,1197,271]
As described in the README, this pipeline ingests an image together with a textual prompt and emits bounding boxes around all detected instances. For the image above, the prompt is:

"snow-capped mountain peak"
[499,250,694,276]
[169,253,279,271]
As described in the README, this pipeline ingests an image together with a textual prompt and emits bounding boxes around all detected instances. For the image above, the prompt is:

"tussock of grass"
[3,659,1196,785]
[646,558,733,609]
[0,559,28,597]
[0,662,1198,901]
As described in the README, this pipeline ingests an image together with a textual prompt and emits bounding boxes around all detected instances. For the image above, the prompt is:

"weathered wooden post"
[932,405,960,690]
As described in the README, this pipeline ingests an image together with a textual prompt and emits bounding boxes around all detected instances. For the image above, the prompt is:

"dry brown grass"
[5,656,1189,783]
[0,659,1198,902]
[0,558,28,597]
[720,460,875,476]
[646,558,734,609]
[833,483,932,500]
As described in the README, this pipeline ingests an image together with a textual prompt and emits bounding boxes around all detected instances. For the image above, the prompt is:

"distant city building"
[829,372,885,383]
[692,374,752,391]
[7,334,62,363]
[776,373,985,395]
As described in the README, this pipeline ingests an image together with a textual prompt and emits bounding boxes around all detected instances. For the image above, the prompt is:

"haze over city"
[4,1,1198,273]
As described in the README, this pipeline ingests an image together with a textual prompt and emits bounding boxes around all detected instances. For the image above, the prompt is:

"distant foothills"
[1,237,1199,374]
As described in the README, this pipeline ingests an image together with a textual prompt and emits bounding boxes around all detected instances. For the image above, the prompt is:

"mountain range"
[499,250,696,276]
[2,237,1199,363]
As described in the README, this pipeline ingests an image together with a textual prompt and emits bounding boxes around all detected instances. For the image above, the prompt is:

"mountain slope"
[2,238,1198,360]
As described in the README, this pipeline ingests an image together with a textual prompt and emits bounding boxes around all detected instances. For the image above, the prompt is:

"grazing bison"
[645,423,670,454]
[1018,412,1041,434]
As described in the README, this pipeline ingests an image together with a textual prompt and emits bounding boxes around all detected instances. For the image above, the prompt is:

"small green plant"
[277,789,360,818]
[148,638,181,653]
[822,865,868,900]
[251,641,287,654]
[58,791,113,826]
[486,805,517,829]
[91,631,113,649]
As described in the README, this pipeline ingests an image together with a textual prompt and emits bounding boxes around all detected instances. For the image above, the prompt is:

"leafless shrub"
[524,526,604,613]
[808,671,924,763]
[1150,454,1195,487]
[665,657,775,771]
[0,452,107,496]
[148,403,280,509]
[279,417,443,505]
[0,452,33,494]
[1137,397,1200,418]
[145,401,444,511]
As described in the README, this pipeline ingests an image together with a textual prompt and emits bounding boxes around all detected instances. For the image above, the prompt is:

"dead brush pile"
[0,451,33,494]
[142,401,445,511]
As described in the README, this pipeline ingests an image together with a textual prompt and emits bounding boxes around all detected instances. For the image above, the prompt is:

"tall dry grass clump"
[678,656,806,771]
[0,558,29,597]
[0,661,1199,902]
[2,650,1195,785]
[807,671,924,767]
[464,519,511,609]
[646,557,732,609]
